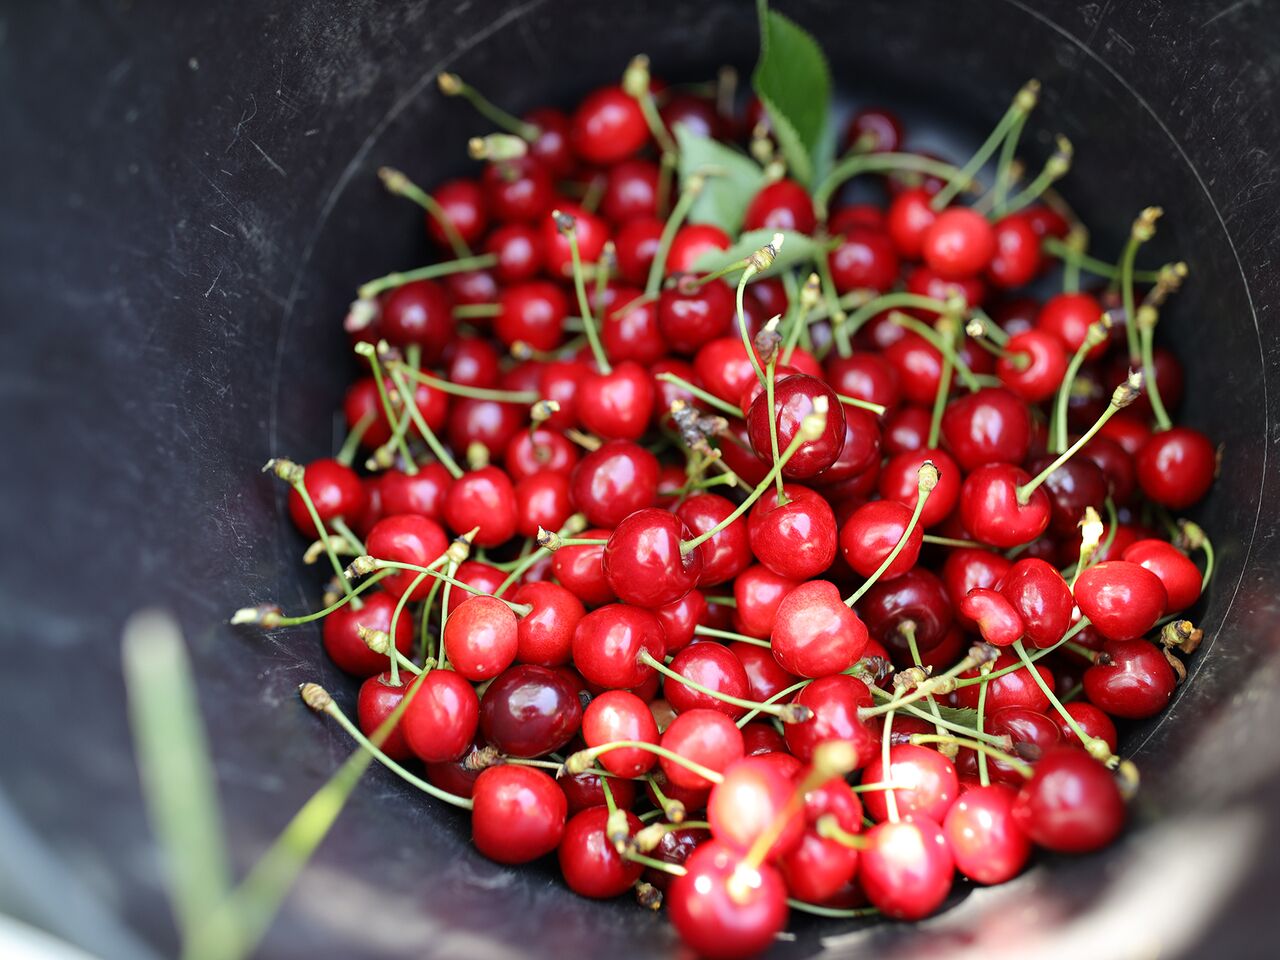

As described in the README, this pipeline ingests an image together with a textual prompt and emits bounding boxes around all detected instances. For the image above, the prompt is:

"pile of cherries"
[241,53,1217,960]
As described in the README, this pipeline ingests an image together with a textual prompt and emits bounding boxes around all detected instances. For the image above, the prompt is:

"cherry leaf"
[752,0,832,187]
[693,229,820,280]
[675,123,766,235]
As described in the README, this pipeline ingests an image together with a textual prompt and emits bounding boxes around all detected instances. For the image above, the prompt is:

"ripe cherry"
[1012,747,1124,853]
[940,387,1032,472]
[442,595,518,682]
[1073,560,1167,641]
[666,642,752,719]
[667,223,733,274]
[442,466,517,548]
[482,155,553,223]
[444,560,514,615]
[494,281,569,351]
[743,179,816,234]
[675,494,751,587]
[886,188,938,259]
[986,213,1043,288]
[579,360,656,442]
[558,806,644,898]
[570,86,648,165]
[668,840,789,960]
[862,743,959,823]
[601,158,660,223]
[446,397,523,455]
[997,329,1069,403]
[427,178,487,249]
[746,374,846,479]
[1054,701,1118,753]
[542,202,607,278]
[478,664,582,757]
[659,708,746,790]
[828,228,900,293]
[572,603,666,689]
[597,285,667,365]
[879,449,961,528]
[1122,539,1201,611]
[287,458,367,538]
[603,508,703,608]
[825,351,901,416]
[778,777,863,901]
[356,671,414,761]
[1083,638,1177,718]
[959,588,1024,646]
[708,756,805,862]
[839,499,923,580]
[1038,292,1108,360]
[560,768,638,816]
[1135,426,1216,509]
[844,106,904,153]
[582,689,660,777]
[859,567,953,655]
[656,589,708,654]
[551,527,616,608]
[734,564,801,637]
[999,557,1074,649]
[772,580,869,678]
[322,591,415,678]
[658,279,734,355]
[570,439,659,527]
[953,651,1054,713]
[922,207,996,280]
[959,463,1051,548]
[366,514,448,601]
[1027,455,1109,537]
[784,675,877,766]
[748,484,839,581]
[943,782,1030,884]
[377,464,453,522]
[402,669,480,763]
[471,764,567,864]
[485,220,545,283]
[859,816,954,921]
[512,581,584,666]
[524,106,574,176]
[944,548,1012,628]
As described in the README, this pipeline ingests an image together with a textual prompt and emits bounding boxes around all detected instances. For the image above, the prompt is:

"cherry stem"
[646,775,686,823]
[859,647,989,719]
[694,624,767,647]
[1181,521,1216,592]
[1011,639,1114,762]
[417,574,443,664]
[638,651,808,722]
[1042,237,1163,284]
[232,570,393,628]
[1120,207,1163,364]
[336,412,375,467]
[846,463,937,606]
[357,253,498,300]
[656,372,742,418]
[644,176,705,297]
[988,110,1029,216]
[952,618,1090,688]
[392,363,538,404]
[452,303,501,319]
[864,686,1006,745]
[736,265,768,389]
[815,813,867,850]
[1052,317,1110,454]
[976,668,991,787]
[436,72,539,141]
[436,559,460,670]
[788,900,879,919]
[816,253,851,356]
[736,679,812,728]
[557,212,611,375]
[922,534,985,548]
[378,167,470,259]
[386,363,464,479]
[681,404,826,556]
[814,152,970,220]
[965,309,1010,347]
[269,461,356,601]
[623,850,686,876]
[313,686,473,810]
[909,733,1033,778]
[1001,136,1073,215]
[904,624,948,743]
[927,319,958,448]
[779,270,811,365]
[386,567,433,684]
[888,311,982,391]
[881,709,900,821]
[1061,226,1087,293]
[764,351,786,504]
[493,547,547,596]
[356,343,419,475]
[704,595,737,607]
[837,393,887,416]
[370,559,532,616]
[1017,373,1141,505]
[932,80,1039,210]
[569,741,725,785]
[1137,306,1174,431]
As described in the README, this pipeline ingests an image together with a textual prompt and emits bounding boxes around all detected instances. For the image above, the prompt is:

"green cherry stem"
[378,167,470,259]
[1051,315,1111,454]
[922,534,986,548]
[1011,639,1115,764]
[908,733,1032,778]
[858,644,995,720]
[555,210,611,374]
[638,651,809,721]
[735,679,812,728]
[1137,304,1174,431]
[264,459,356,601]
[656,371,742,418]
[694,624,768,647]
[1180,521,1216,592]
[846,462,937,607]
[357,253,498,300]
[393,363,539,403]
[1120,207,1163,364]
[566,742,725,785]
[814,153,970,220]
[1001,136,1073,215]
[436,72,539,141]
[644,175,705,297]
[355,342,418,475]
[881,709,899,821]
[386,364,464,479]
[369,559,532,616]
[988,109,1028,216]
[952,618,1090,689]
[931,79,1040,211]
[336,413,375,467]
[230,570,395,628]
[903,623,947,744]
[927,318,958,449]
[975,666,991,786]
[1042,237,1163,284]
[837,394,887,416]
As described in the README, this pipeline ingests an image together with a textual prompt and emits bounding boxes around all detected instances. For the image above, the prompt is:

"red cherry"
[746,374,846,479]
[603,508,703,608]
[286,458,368,539]
[922,207,996,280]
[959,588,1024,646]
[731,641,799,705]
[569,86,648,165]
[1026,455,1109,537]
[600,158,659,223]
[524,107,574,176]
[883,331,945,408]
[570,439,659,527]
[443,596,518,682]
[998,557,1074,649]
[860,816,954,920]
[578,360,655,442]
[986,213,1043,288]
[541,202,607,278]
[1135,426,1215,509]
[960,463,1051,548]
[664,642,751,719]
[1074,560,1167,641]
[778,777,863,901]
[402,669,480,763]
[658,279,734,355]
[482,155,553,223]
[986,705,1061,782]
[905,264,987,315]
[1012,747,1124,853]
[572,604,665,689]
[743,179,816,234]
[537,359,588,431]
[442,466,517,548]
[514,471,573,538]
[582,689,660,777]
[954,651,1055,713]
[878,449,962,528]
[839,499,923,580]
[659,708,746,791]
[356,672,413,760]
[595,284,667,365]
[478,664,582,757]
[444,560,513,615]
[667,224,732,274]
[378,464,453,522]
[825,352,901,416]
[748,484,839,581]
[471,764,567,864]
[675,494,751,587]
[558,806,644,898]
[944,547,1011,622]
[1054,701,1118,753]
[366,514,448,601]
[494,281,568,352]
[708,757,804,860]
[512,581,583,666]
[784,675,877,766]
[427,178,487,249]
[844,106,903,152]
[446,397,523,455]
[863,743,959,823]
[1038,292,1108,360]
[1022,204,1071,238]
[613,217,663,284]
[1122,539,1201,611]
[859,567,953,655]
[886,188,938,259]
[830,202,886,234]
[943,783,1030,884]
[345,377,448,449]
[323,591,414,677]
[1081,435,1137,504]
[1083,638,1177,718]
[559,769,637,816]
[828,228,900,293]
[668,840,789,959]
[734,564,801,637]
[551,527,616,608]
[940,387,1032,472]
[485,222,545,285]
[997,329,1069,403]
[812,408,882,485]
[772,581,869,678]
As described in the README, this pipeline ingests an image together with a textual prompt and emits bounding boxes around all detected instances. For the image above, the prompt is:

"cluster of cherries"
[240,54,1217,960]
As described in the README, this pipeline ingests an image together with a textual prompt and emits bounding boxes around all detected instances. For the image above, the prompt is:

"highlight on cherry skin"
[233,10,1221,957]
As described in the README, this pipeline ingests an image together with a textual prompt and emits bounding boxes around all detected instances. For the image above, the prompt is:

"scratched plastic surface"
[2,1,1280,958]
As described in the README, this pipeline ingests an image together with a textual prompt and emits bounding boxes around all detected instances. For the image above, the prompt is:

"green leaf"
[675,123,766,234]
[693,229,820,279]
[936,705,980,728]
[752,0,832,187]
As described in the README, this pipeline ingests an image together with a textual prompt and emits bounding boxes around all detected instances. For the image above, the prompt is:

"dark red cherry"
[570,439,659,527]
[883,332,944,408]
[986,213,1043,288]
[1083,638,1176,718]
[579,360,655,442]
[572,604,666,689]
[748,484,839,581]
[839,499,923,581]
[825,352,901,416]
[734,564,801,638]
[943,783,1030,884]
[559,768,638,816]
[987,705,1061,781]
[655,589,707,654]
[366,514,448,601]
[524,107,574,176]
[953,651,1054,713]
[746,374,846,479]
[959,463,1051,548]
[731,641,799,705]
[603,508,703,608]
[659,708,746,791]
[570,86,648,165]
[830,202,886,234]
[813,408,882,484]
[596,284,667,365]
[959,588,1024,646]
[922,207,995,280]
[1081,435,1137,504]
[551,527,616,608]
[614,217,663,285]
[998,557,1074,649]
[446,397,523,456]
[479,664,582,757]
[1135,426,1216,509]
[344,377,448,449]
[660,92,722,139]
[483,155,553,223]
[1012,747,1124,853]
[287,458,367,538]
[860,816,954,921]
[471,764,567,864]
[1054,701,1118,753]
[558,806,644,898]
[772,580,869,678]
[494,280,568,352]
[828,228,900,293]
[844,106,903,153]
[1074,560,1167,641]
[402,669,480,763]
[658,279,734,355]
[668,840,789,959]
[601,158,660,224]
[743,178,816,234]
[675,493,752,587]
[512,581,584,666]
[997,329,1069,403]
[1026,455,1109,537]
[1022,204,1071,239]
[940,387,1032,472]
[778,777,863,902]
[881,407,932,456]
[859,567,953,654]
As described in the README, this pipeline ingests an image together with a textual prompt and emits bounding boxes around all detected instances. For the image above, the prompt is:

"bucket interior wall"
[4,1,1280,958]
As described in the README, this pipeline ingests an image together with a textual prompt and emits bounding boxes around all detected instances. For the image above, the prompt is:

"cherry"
[442,466,517,548]
[922,207,995,280]
[444,560,514,615]
[986,213,1043,288]
[660,92,722,139]
[1081,435,1137,504]
[665,642,752,718]
[514,471,574,537]
[674,494,751,587]
[778,777,863,901]
[734,564,801,637]
[595,284,667,365]
[746,374,846,479]
[1011,747,1124,853]
[542,202,607,278]
[478,664,582,757]
[886,188,939,259]
[844,106,904,153]
[771,580,869,678]
[444,267,497,310]
[601,158,660,223]
[424,738,485,799]
[578,360,656,442]
[485,222,544,285]
[953,651,1054,713]
[614,217,663,284]
[524,107,574,176]
[730,642,798,706]
[482,154,553,223]
[839,499,923,580]
[378,464,453,522]
[998,557,1074,649]
[658,278,735,355]
[859,567,953,655]
[707,757,804,864]
[659,708,746,790]
[446,397,523,455]
[996,329,1069,404]
[943,782,1030,884]
[402,669,480,763]
[668,840,789,959]
[536,359,587,431]
[959,463,1051,548]
[287,458,367,538]
[940,387,1032,472]
[1038,292,1108,360]
[603,508,703,608]
[1083,638,1177,718]
[551,527,616,608]
[1099,411,1152,457]
[512,581,584,666]
[572,603,666,689]
[813,408,882,484]
[653,588,706,654]
[1073,560,1167,641]
[1122,539,1201,611]
[1022,204,1070,238]
[570,439,659,527]
[1054,701,1118,753]
[560,768,638,816]
[830,202,886,234]
[884,332,945,408]
[570,86,648,165]
[471,764,567,864]
[743,178,816,234]
[582,689,660,777]
[860,816,954,921]
[828,228,900,293]
[943,548,1012,629]
[748,484,839,581]
[863,743,959,823]
[558,806,644,898]
[366,514,448,600]
[987,705,1061,780]
[881,407,932,455]
[826,352,901,416]
[1135,426,1216,509]
[787,677,877,768]
[427,178,487,249]
[356,671,413,760]
[443,595,518,682]
[345,377,448,449]
[959,588,1024,646]
[1026,455,1108,537]
[879,449,961,528]
[494,281,569,352]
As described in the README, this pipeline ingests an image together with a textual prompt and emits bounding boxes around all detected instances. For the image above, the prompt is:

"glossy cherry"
[986,213,1043,288]
[999,557,1074,649]
[356,671,413,760]
[402,669,480,763]
[922,207,995,279]
[828,228,900,293]
[668,840,789,960]
[603,508,703,608]
[784,675,877,767]
[558,806,644,898]
[943,783,1030,884]
[1011,747,1125,853]
[839,499,923,580]
[1073,560,1168,641]
[1135,426,1216,509]
[675,494,751,587]
[743,179,816,234]
[659,708,746,791]
[879,448,961,527]
[471,764,567,864]
[287,458,367,538]
[578,360,655,442]
[570,86,648,165]
[365,514,448,601]
[551,527,616,608]
[571,603,666,689]
[322,590,414,677]
[859,816,954,921]
[959,463,1051,548]
[997,329,1069,403]
[512,581,584,666]
[570,439,659,527]
[748,484,839,581]
[863,743,959,823]
[1122,539,1201,611]
[858,567,953,655]
[772,580,869,678]
[582,689,660,777]
[1083,638,1177,718]
[959,588,1024,646]
[746,374,846,479]
[734,565,801,637]
[940,387,1032,472]
[665,642,752,719]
